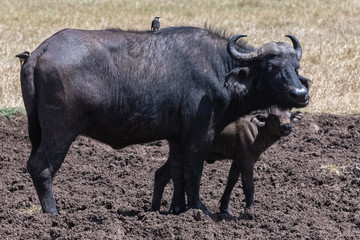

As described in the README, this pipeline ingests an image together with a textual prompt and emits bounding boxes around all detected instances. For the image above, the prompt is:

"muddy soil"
[1,113,359,239]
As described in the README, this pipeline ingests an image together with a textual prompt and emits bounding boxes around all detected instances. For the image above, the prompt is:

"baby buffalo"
[151,107,303,218]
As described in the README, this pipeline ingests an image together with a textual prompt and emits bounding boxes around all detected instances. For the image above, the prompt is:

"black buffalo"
[19,26,309,214]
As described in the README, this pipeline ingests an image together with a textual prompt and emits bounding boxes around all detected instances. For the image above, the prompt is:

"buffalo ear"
[224,67,253,96]
[251,114,266,127]
[290,111,304,123]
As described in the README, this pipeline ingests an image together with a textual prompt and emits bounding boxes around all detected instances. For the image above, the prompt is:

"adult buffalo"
[19,26,309,214]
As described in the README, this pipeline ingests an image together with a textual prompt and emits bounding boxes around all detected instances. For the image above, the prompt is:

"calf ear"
[224,67,253,96]
[251,115,266,127]
[290,111,304,123]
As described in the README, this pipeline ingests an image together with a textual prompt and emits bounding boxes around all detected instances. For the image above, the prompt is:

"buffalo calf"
[152,107,303,218]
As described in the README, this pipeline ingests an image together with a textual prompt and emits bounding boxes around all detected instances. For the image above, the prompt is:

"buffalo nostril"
[290,91,297,100]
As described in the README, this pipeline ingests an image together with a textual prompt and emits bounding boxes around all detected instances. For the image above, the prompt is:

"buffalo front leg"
[219,161,241,215]
[168,142,187,214]
[151,158,171,211]
[152,145,210,214]
[175,95,214,214]
[183,144,212,215]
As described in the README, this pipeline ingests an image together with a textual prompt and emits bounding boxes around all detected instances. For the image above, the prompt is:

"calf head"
[226,35,310,109]
[251,107,304,137]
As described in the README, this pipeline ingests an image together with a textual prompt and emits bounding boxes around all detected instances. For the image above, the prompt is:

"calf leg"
[219,161,241,215]
[240,162,254,209]
[240,159,255,219]
[151,158,171,211]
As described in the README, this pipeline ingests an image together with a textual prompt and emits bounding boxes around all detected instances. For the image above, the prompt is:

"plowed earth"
[1,113,360,239]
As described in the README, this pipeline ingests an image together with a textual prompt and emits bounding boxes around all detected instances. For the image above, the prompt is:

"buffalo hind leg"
[27,135,76,214]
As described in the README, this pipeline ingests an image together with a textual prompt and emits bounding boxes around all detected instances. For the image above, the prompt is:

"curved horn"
[285,34,302,61]
[227,34,261,61]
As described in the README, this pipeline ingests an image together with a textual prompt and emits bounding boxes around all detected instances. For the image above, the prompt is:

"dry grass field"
[1,0,359,113]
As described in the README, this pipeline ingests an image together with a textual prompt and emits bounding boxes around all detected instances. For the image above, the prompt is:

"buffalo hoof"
[169,205,186,215]
[42,207,59,215]
[202,208,212,216]
[240,207,254,220]
[199,201,212,215]
[188,200,212,215]
[220,208,232,216]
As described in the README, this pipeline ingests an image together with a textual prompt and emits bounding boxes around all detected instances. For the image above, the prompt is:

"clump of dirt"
[1,113,359,239]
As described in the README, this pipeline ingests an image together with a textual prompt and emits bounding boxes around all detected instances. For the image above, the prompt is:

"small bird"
[151,16,160,32]
[15,51,30,67]
[353,163,360,177]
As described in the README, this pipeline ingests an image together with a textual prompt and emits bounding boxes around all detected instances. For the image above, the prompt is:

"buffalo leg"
[171,96,214,214]
[169,140,212,214]
[26,110,81,214]
[184,96,215,214]
[152,145,212,214]
[219,161,241,215]
[27,150,57,214]
[27,135,75,214]
[151,158,171,211]
[183,144,211,214]
[168,142,187,214]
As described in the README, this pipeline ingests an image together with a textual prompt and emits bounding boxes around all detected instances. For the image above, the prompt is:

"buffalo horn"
[227,35,261,61]
[285,34,302,61]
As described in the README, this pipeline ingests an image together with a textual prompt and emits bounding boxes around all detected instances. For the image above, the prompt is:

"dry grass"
[1,0,359,113]
[18,204,42,215]
[319,164,345,176]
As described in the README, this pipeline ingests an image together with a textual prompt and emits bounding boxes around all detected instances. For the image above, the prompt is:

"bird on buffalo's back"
[15,51,30,67]
[151,16,160,32]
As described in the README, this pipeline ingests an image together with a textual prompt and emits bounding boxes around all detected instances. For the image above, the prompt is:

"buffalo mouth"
[278,94,310,109]
[293,99,310,108]
[280,130,292,136]
[285,87,310,109]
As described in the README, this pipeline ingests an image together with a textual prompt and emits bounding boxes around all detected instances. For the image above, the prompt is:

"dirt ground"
[1,112,359,239]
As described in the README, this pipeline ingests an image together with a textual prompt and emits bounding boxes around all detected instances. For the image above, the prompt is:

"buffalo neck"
[221,58,270,129]
[253,126,281,154]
